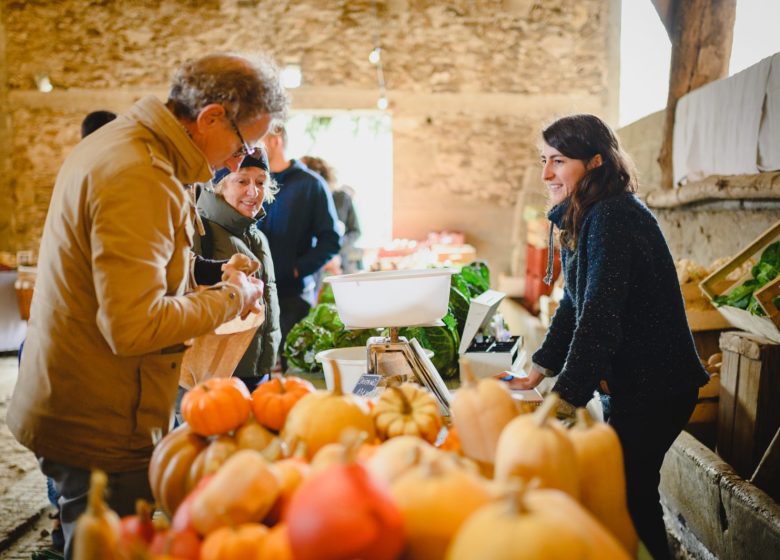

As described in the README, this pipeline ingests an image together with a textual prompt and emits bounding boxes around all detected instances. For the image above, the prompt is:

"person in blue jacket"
[506,114,709,560]
[260,122,340,369]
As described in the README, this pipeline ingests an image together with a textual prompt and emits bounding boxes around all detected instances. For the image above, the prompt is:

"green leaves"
[714,242,780,316]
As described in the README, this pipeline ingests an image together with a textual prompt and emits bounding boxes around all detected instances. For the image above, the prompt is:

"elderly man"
[8,52,288,558]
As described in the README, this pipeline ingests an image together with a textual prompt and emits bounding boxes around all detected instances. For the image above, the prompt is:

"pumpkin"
[446,483,630,559]
[372,383,443,443]
[261,523,293,560]
[450,358,518,471]
[171,475,214,533]
[148,424,208,516]
[251,375,315,431]
[390,457,493,560]
[73,470,121,560]
[118,499,155,553]
[285,459,405,560]
[524,487,632,559]
[569,408,638,554]
[200,523,268,560]
[234,417,276,452]
[494,393,579,498]
[180,377,251,437]
[149,528,202,560]
[282,363,375,459]
[186,434,238,489]
[190,449,281,535]
[263,455,311,526]
[364,435,442,485]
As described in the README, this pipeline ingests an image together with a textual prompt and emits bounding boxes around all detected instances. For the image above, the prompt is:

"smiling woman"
[188,149,283,394]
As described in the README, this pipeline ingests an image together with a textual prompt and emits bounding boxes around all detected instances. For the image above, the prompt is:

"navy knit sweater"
[532,193,709,411]
[258,159,341,299]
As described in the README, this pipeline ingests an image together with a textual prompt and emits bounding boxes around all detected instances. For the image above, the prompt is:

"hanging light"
[281,63,302,89]
[368,47,381,65]
[35,74,53,93]
[377,94,389,110]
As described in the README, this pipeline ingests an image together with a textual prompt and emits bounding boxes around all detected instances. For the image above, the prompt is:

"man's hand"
[223,269,264,319]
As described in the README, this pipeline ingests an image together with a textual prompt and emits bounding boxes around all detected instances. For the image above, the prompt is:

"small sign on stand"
[352,374,384,399]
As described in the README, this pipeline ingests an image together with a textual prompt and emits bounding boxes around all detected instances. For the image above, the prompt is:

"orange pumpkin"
[149,528,202,560]
[118,499,155,553]
[261,524,294,560]
[148,424,208,516]
[285,460,405,560]
[251,375,315,432]
[200,523,268,560]
[180,378,251,437]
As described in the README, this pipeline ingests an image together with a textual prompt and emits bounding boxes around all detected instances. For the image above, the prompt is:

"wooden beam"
[657,0,737,190]
[645,171,780,208]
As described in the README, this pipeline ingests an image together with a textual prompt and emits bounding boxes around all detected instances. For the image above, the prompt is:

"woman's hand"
[496,366,546,390]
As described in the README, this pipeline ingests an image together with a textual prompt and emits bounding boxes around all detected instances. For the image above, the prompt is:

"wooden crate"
[717,331,780,479]
[700,220,780,343]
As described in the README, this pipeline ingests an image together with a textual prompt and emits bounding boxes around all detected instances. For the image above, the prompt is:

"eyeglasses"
[227,117,258,159]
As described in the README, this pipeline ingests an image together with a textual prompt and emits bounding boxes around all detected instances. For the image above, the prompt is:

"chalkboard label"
[352,374,383,398]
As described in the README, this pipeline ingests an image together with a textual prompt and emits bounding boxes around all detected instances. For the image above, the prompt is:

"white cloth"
[759,53,780,171]
[673,52,780,186]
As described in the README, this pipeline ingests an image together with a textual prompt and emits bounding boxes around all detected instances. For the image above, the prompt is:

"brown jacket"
[8,96,243,472]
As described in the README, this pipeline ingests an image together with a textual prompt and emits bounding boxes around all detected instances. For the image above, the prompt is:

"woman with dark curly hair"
[506,114,708,559]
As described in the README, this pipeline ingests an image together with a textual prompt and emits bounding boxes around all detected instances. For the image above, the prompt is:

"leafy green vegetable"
[284,261,492,376]
[284,321,334,372]
[713,241,780,316]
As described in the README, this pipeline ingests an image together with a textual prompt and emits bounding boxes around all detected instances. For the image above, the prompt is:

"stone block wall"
[0,0,618,275]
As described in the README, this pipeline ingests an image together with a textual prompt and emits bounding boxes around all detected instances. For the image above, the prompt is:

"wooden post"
[657,0,737,189]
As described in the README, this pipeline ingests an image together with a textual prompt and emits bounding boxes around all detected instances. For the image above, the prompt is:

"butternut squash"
[494,393,579,498]
[569,408,638,555]
[449,358,518,472]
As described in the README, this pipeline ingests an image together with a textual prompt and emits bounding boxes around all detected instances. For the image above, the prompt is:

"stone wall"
[618,110,780,266]
[0,0,618,275]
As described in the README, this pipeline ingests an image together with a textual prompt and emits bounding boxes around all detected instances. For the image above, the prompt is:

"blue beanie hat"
[213,145,270,184]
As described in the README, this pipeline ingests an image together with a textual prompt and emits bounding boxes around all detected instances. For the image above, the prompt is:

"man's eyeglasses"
[228,117,258,159]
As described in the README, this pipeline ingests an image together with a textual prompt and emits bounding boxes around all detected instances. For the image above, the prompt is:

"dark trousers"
[604,386,698,560]
[279,294,312,371]
[40,458,153,560]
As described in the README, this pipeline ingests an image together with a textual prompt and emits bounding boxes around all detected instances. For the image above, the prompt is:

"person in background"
[193,149,281,393]
[80,110,117,139]
[8,52,288,559]
[503,114,708,560]
[300,155,363,274]
[260,124,340,369]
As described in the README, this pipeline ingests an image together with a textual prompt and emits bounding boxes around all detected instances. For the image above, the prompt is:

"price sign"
[352,374,384,399]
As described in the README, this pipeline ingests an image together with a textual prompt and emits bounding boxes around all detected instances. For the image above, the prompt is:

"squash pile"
[72,364,638,560]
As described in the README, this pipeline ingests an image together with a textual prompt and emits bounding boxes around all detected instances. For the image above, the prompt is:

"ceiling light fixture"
[281,63,302,89]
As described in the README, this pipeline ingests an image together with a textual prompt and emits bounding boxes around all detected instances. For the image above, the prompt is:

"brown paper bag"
[179,309,265,389]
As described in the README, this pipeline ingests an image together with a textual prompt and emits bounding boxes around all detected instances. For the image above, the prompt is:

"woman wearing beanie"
[503,114,708,560]
[193,148,281,391]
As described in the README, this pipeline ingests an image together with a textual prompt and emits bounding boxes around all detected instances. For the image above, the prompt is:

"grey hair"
[213,170,279,205]
[167,53,289,124]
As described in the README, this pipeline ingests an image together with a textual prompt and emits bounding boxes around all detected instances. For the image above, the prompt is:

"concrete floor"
[0,355,58,558]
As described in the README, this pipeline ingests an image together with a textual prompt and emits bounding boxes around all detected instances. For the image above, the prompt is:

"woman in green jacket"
[194,150,282,391]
